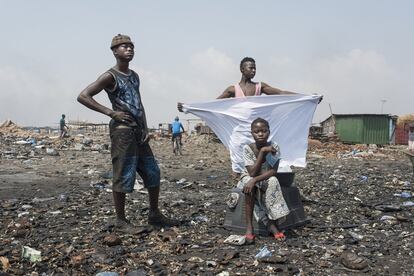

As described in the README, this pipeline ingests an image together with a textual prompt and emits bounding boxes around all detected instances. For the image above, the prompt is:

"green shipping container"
[335,115,389,144]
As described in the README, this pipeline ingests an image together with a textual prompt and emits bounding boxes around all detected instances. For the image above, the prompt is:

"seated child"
[237,117,290,243]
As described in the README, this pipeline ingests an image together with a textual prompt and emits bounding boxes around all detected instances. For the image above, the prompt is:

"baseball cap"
[110,34,134,49]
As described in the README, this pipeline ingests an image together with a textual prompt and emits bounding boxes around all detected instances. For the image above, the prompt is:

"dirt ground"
[1,126,414,275]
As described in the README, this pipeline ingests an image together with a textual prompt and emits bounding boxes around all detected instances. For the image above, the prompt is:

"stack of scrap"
[397,114,414,126]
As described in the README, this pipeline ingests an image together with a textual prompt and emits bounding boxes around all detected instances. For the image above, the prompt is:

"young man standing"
[77,34,179,233]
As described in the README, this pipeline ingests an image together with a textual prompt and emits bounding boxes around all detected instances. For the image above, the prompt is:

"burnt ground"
[1,128,414,275]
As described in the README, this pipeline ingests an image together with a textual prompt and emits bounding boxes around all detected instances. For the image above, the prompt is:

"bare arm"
[246,150,266,177]
[262,82,323,103]
[246,145,276,177]
[261,82,297,95]
[77,72,133,123]
[242,143,280,194]
[77,72,115,117]
[253,168,277,182]
[243,165,277,195]
[178,85,236,112]
[216,86,235,99]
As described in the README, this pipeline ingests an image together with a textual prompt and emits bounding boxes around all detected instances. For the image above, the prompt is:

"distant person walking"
[59,114,68,139]
[171,116,185,154]
[77,34,179,233]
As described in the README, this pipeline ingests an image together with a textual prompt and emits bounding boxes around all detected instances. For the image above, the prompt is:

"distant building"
[395,114,414,145]
[309,125,323,139]
[320,114,397,145]
[395,123,411,145]
[67,121,109,134]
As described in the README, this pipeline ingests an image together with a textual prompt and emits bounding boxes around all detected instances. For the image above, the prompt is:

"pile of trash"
[183,133,221,146]
[0,123,111,162]
[397,114,414,126]
[307,139,401,160]
[0,123,413,274]
[0,120,37,138]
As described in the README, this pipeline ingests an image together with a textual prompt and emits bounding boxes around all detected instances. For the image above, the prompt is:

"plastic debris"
[50,210,62,215]
[394,192,413,198]
[96,272,119,276]
[176,178,187,184]
[359,175,368,182]
[348,231,364,240]
[225,192,239,209]
[46,148,59,156]
[92,182,108,190]
[59,193,68,202]
[21,246,42,262]
[191,215,209,224]
[402,201,414,207]
[32,197,55,203]
[188,256,204,263]
[255,246,272,259]
[380,215,397,223]
[15,140,30,145]
[224,235,246,245]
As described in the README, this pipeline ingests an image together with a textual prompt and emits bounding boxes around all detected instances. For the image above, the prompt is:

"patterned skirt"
[237,175,290,225]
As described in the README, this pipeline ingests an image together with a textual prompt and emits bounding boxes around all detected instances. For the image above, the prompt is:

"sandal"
[244,233,256,245]
[273,232,286,241]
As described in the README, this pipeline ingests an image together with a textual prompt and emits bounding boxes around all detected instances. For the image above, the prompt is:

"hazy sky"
[1,0,412,128]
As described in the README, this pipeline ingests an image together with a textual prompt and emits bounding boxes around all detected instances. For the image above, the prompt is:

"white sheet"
[183,94,321,173]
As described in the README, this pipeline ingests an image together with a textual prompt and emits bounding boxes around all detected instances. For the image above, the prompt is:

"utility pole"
[329,103,336,134]
[380,99,387,114]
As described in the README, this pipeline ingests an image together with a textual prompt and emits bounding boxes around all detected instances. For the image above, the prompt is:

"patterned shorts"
[110,127,160,193]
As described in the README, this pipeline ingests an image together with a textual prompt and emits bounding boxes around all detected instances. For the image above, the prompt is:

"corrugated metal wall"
[335,115,389,144]
[362,116,389,144]
[336,117,363,143]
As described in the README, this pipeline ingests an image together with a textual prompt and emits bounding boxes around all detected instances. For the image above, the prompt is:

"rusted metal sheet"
[395,124,409,145]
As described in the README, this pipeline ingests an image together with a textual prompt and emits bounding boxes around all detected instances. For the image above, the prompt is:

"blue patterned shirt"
[105,68,144,128]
